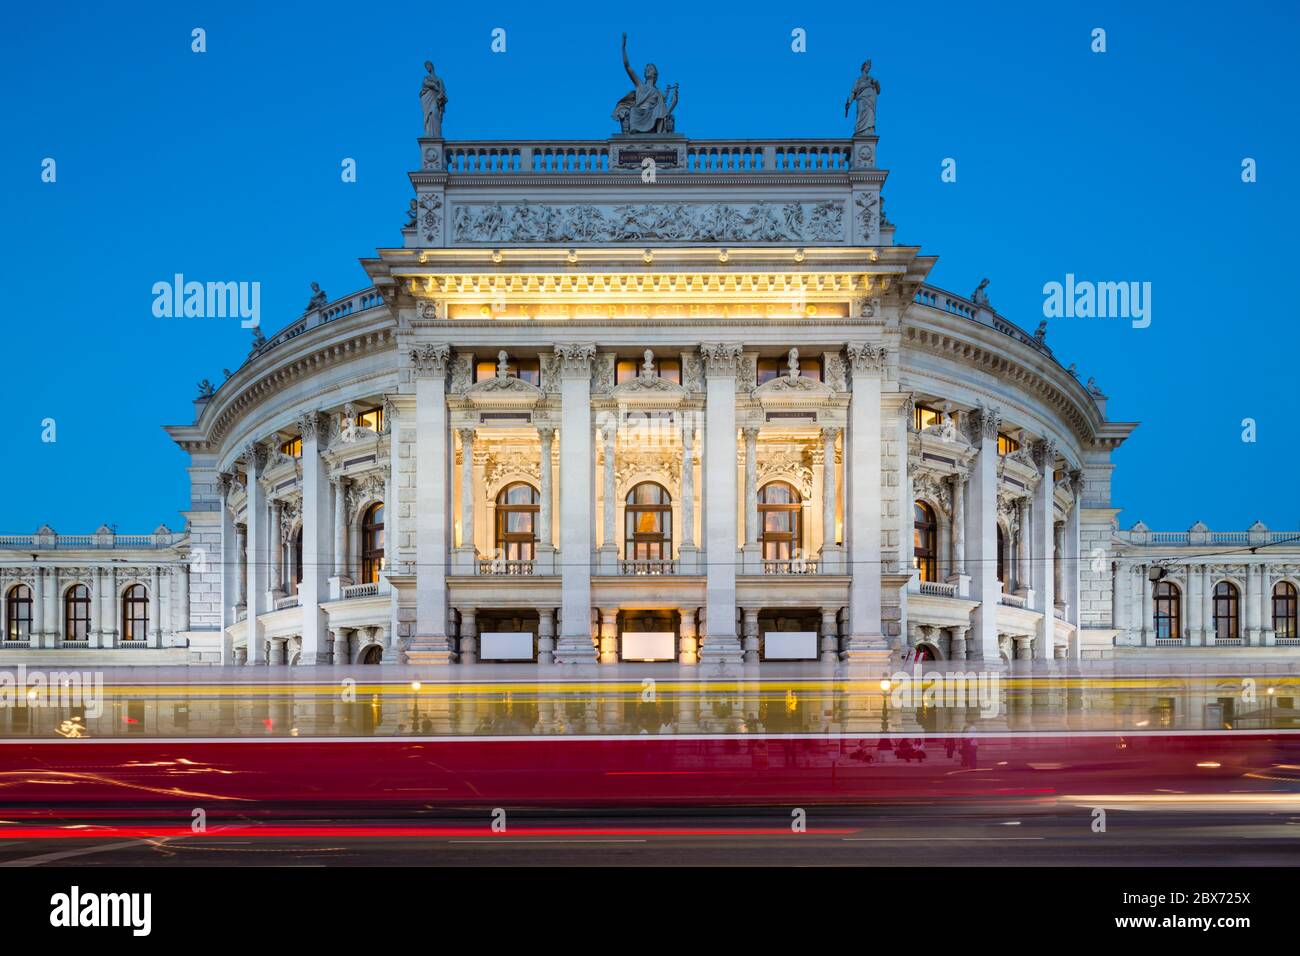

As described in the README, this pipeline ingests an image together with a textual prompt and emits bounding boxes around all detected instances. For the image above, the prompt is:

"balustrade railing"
[763,559,820,575]
[999,593,1027,609]
[274,594,301,610]
[342,581,381,598]
[440,139,854,176]
[620,559,678,575]
[0,532,179,549]
[477,560,535,576]
[917,580,958,598]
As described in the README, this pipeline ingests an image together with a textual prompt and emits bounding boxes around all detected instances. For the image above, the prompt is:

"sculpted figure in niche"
[420,61,448,138]
[613,33,678,134]
[844,60,880,136]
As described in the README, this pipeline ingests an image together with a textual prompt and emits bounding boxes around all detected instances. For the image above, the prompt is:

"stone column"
[457,427,476,553]
[31,567,44,647]
[218,472,238,637]
[1245,562,1259,645]
[1032,440,1056,660]
[599,424,618,570]
[244,441,270,665]
[409,343,454,662]
[1141,565,1154,645]
[700,344,743,663]
[843,343,887,657]
[105,566,117,647]
[965,405,1002,660]
[1053,522,1064,599]
[458,607,478,664]
[820,426,841,569]
[331,627,351,665]
[269,637,287,666]
[299,411,332,664]
[743,426,759,548]
[269,500,284,598]
[553,344,598,663]
[1014,635,1033,660]
[235,524,248,609]
[741,607,760,663]
[537,607,556,665]
[678,608,698,664]
[819,607,839,663]
[950,474,966,575]
[1202,563,1213,644]
[598,607,619,664]
[950,625,969,660]
[1063,474,1082,640]
[537,427,555,548]
[176,564,190,643]
[1016,499,1031,593]
[149,565,162,647]
[91,565,104,648]
[679,422,698,570]
[332,476,349,579]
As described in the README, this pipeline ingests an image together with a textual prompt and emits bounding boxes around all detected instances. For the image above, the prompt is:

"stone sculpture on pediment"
[420,61,448,138]
[845,60,880,136]
[613,33,679,134]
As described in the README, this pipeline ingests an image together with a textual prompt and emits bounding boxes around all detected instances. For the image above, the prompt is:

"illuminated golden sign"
[447,302,848,320]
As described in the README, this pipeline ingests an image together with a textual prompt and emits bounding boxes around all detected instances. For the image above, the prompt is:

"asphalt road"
[2,803,1297,866]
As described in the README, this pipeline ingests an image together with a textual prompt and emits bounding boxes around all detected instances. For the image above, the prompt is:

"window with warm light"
[280,437,302,458]
[1274,582,1297,639]
[757,356,822,384]
[361,502,385,583]
[758,482,802,559]
[64,584,91,642]
[122,584,148,642]
[475,355,541,386]
[616,357,681,385]
[356,406,384,433]
[914,403,942,431]
[1213,581,1240,640]
[625,482,672,559]
[1153,581,1181,639]
[495,483,539,560]
[913,501,938,582]
[997,433,1020,456]
[6,584,33,641]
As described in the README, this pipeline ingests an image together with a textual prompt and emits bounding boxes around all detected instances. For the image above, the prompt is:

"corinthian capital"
[297,411,327,442]
[846,341,887,373]
[699,343,744,376]
[409,343,451,377]
[1031,438,1059,472]
[965,404,1002,444]
[243,440,271,471]
[553,343,598,376]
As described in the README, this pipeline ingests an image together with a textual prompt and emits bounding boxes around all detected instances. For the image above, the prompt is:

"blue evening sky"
[2,1,1296,533]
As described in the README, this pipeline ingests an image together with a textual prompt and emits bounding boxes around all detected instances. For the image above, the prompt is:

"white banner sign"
[763,631,818,660]
[620,631,676,662]
[479,631,535,661]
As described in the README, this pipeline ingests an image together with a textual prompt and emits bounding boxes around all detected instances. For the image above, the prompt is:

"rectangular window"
[356,406,383,433]
[475,356,540,386]
[997,433,1020,456]
[914,404,942,431]
[280,437,302,458]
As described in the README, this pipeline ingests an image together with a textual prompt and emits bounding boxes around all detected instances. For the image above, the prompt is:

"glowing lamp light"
[879,679,891,693]
[410,681,422,692]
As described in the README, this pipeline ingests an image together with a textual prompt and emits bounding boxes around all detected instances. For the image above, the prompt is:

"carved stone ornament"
[346,473,387,520]
[913,470,952,513]
[700,344,744,376]
[854,192,879,241]
[616,449,681,492]
[964,405,1002,443]
[1030,438,1058,471]
[244,441,271,471]
[410,343,451,377]
[484,455,541,494]
[823,353,848,392]
[682,353,704,392]
[449,354,473,393]
[552,344,598,377]
[416,299,447,321]
[449,200,847,245]
[418,193,443,243]
[590,353,616,394]
[298,411,326,442]
[757,449,814,497]
[846,342,887,380]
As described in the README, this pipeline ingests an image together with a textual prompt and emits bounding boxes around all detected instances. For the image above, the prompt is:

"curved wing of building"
[4,66,1297,667]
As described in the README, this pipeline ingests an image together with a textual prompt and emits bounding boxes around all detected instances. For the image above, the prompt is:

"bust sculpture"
[613,33,678,134]
[844,60,880,137]
[420,61,448,138]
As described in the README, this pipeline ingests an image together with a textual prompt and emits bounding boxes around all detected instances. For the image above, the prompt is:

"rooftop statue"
[420,61,448,138]
[305,281,328,313]
[613,33,678,134]
[844,60,880,137]
[971,277,991,308]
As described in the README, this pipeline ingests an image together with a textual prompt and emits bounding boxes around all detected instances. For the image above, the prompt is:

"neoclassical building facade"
[3,65,1297,666]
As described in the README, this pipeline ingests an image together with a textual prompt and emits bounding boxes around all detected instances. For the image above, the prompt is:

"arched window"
[996,525,1006,584]
[361,503,385,584]
[6,585,33,642]
[913,501,938,582]
[65,584,91,642]
[122,584,148,642]
[1274,582,1298,640]
[1153,581,1181,639]
[1213,582,1240,641]
[758,482,802,560]
[625,482,672,559]
[495,483,539,561]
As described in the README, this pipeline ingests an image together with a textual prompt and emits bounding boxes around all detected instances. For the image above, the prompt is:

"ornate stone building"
[3,60,1296,666]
